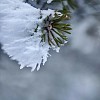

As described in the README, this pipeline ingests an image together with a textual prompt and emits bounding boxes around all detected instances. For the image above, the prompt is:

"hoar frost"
[0,0,67,71]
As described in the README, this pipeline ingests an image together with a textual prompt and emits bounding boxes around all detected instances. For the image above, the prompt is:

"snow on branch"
[0,0,72,71]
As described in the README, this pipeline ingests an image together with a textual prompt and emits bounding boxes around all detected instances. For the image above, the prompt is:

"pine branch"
[25,0,77,48]
[0,0,78,71]
[41,13,71,47]
[32,0,77,47]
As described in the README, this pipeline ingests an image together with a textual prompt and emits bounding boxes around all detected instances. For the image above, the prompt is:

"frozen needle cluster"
[0,0,71,71]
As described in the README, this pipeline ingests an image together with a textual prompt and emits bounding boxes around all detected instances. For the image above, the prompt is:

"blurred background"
[0,0,100,100]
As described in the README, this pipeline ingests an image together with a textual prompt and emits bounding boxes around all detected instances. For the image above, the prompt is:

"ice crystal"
[0,0,55,71]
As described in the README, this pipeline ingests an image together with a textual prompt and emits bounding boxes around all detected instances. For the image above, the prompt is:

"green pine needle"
[41,12,72,47]
[33,0,77,47]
